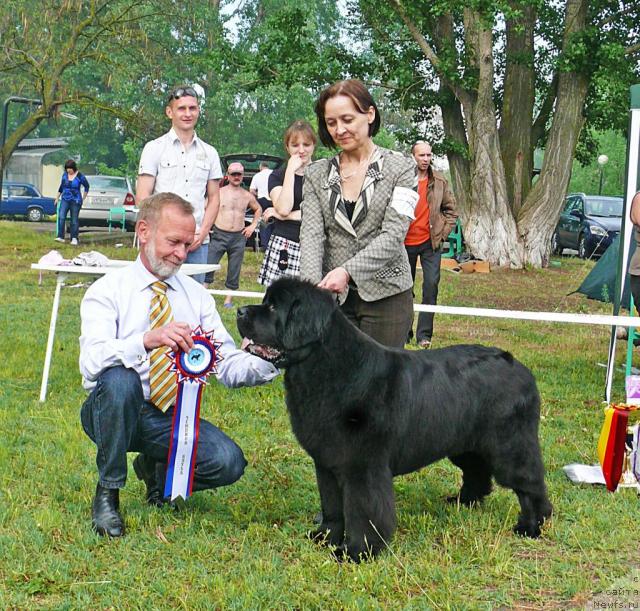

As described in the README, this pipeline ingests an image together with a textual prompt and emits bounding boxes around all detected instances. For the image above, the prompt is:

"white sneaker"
[54,237,64,243]
[71,238,78,246]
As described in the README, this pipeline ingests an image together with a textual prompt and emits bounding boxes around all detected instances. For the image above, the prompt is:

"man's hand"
[189,231,205,252]
[242,223,257,239]
[143,321,194,353]
[318,267,350,294]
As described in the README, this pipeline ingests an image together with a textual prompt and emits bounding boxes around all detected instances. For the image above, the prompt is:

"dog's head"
[237,277,336,366]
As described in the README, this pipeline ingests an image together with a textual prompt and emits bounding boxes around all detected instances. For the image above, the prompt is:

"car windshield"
[585,198,623,217]
[90,177,128,191]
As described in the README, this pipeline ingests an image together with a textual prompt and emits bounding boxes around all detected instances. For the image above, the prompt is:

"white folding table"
[31,260,220,402]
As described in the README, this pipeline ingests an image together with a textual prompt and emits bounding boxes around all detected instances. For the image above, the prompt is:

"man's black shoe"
[91,484,124,537]
[133,454,166,507]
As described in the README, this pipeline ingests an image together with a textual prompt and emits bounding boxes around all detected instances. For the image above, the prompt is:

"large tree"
[0,0,162,172]
[357,0,640,267]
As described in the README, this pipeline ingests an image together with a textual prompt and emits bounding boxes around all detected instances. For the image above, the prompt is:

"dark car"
[552,193,623,258]
[220,154,284,250]
[79,175,137,230]
[0,181,56,222]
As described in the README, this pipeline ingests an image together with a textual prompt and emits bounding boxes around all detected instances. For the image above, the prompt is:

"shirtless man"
[205,162,261,307]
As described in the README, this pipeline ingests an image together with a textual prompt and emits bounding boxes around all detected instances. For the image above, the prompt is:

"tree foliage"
[353,0,640,266]
[0,0,158,170]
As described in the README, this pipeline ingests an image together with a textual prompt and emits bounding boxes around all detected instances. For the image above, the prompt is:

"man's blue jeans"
[186,243,209,284]
[80,366,247,491]
[57,199,81,240]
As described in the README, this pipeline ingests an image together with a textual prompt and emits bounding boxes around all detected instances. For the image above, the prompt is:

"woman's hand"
[318,267,350,294]
[287,153,307,174]
[262,207,278,223]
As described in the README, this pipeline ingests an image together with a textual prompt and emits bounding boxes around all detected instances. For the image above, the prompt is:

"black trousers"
[405,239,441,342]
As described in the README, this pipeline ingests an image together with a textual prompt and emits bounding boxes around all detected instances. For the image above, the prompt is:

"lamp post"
[0,96,43,202]
[597,154,609,195]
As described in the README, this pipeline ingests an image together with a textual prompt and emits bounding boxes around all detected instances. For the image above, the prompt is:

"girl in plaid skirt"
[258,120,316,286]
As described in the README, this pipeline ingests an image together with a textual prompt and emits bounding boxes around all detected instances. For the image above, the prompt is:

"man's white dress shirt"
[79,257,278,398]
[138,128,223,243]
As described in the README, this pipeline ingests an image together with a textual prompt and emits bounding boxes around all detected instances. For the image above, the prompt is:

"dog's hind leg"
[512,488,552,538]
[492,439,552,538]
[308,464,345,547]
[336,465,396,562]
[447,453,493,505]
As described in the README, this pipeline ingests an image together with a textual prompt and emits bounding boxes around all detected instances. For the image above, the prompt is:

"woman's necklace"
[339,147,376,181]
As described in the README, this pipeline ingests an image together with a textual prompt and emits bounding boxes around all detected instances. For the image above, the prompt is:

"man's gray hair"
[137,192,194,225]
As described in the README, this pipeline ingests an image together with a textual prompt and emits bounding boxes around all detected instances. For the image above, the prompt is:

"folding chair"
[442,219,463,259]
[107,207,126,232]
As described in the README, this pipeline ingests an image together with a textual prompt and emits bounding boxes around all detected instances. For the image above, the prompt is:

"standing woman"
[300,80,418,348]
[258,120,316,286]
[55,159,90,245]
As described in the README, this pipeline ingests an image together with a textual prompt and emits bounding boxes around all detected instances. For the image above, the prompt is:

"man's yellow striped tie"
[149,281,177,412]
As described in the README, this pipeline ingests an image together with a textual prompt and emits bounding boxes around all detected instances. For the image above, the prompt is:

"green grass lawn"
[1,220,639,609]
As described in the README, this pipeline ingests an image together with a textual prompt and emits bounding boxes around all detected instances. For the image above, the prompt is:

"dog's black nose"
[237,307,248,320]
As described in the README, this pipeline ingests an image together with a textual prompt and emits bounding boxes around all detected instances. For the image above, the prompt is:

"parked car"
[0,181,56,222]
[552,193,623,258]
[79,175,137,230]
[220,154,284,250]
[220,153,284,189]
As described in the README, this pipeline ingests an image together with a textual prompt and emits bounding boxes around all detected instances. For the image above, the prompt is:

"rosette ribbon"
[164,327,223,501]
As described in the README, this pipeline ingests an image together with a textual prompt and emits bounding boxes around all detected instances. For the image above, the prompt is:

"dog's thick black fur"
[237,277,552,561]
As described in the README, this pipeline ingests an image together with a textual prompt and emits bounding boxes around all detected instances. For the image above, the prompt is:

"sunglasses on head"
[168,87,198,102]
[229,172,243,177]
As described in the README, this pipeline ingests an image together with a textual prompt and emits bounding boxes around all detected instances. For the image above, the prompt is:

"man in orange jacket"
[404,141,458,348]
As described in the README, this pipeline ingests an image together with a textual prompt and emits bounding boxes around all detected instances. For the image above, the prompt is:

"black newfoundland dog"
[237,278,551,561]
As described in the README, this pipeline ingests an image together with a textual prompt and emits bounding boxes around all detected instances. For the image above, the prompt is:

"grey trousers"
[205,226,246,287]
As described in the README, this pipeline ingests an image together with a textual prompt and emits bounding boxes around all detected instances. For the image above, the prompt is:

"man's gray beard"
[145,240,181,279]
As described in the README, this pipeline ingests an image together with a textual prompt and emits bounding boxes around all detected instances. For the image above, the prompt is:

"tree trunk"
[458,9,522,267]
[499,2,536,217]
[517,0,589,267]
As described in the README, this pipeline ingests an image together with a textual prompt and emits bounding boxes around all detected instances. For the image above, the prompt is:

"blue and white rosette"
[164,326,223,501]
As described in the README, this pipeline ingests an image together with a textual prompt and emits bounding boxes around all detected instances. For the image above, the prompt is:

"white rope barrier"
[208,289,640,328]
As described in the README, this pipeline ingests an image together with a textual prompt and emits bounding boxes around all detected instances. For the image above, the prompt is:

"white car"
[79,175,137,230]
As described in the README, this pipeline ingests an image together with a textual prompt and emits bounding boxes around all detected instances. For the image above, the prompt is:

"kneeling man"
[79,192,278,537]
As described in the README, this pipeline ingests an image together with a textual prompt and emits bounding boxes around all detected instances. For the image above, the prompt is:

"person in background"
[55,159,90,245]
[404,140,457,348]
[300,79,418,349]
[137,85,222,283]
[249,161,274,251]
[205,162,261,308]
[628,191,640,315]
[258,120,316,286]
[79,192,278,538]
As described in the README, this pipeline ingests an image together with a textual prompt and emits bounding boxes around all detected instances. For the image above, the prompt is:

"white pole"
[39,273,66,402]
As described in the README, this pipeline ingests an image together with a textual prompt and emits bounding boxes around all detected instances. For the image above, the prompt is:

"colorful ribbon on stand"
[164,327,223,501]
[597,403,640,492]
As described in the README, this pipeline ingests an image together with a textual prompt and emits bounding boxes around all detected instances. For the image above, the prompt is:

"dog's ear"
[280,288,334,349]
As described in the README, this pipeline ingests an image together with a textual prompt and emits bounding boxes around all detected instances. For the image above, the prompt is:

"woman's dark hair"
[64,159,78,171]
[314,79,381,149]
[283,120,317,152]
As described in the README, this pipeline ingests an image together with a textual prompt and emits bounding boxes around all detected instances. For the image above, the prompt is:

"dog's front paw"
[513,520,542,538]
[308,524,344,547]
[332,544,375,563]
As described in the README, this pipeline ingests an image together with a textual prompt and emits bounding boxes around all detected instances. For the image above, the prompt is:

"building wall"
[42,164,63,197]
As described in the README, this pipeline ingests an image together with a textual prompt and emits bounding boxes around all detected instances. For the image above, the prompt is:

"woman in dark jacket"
[55,159,90,245]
